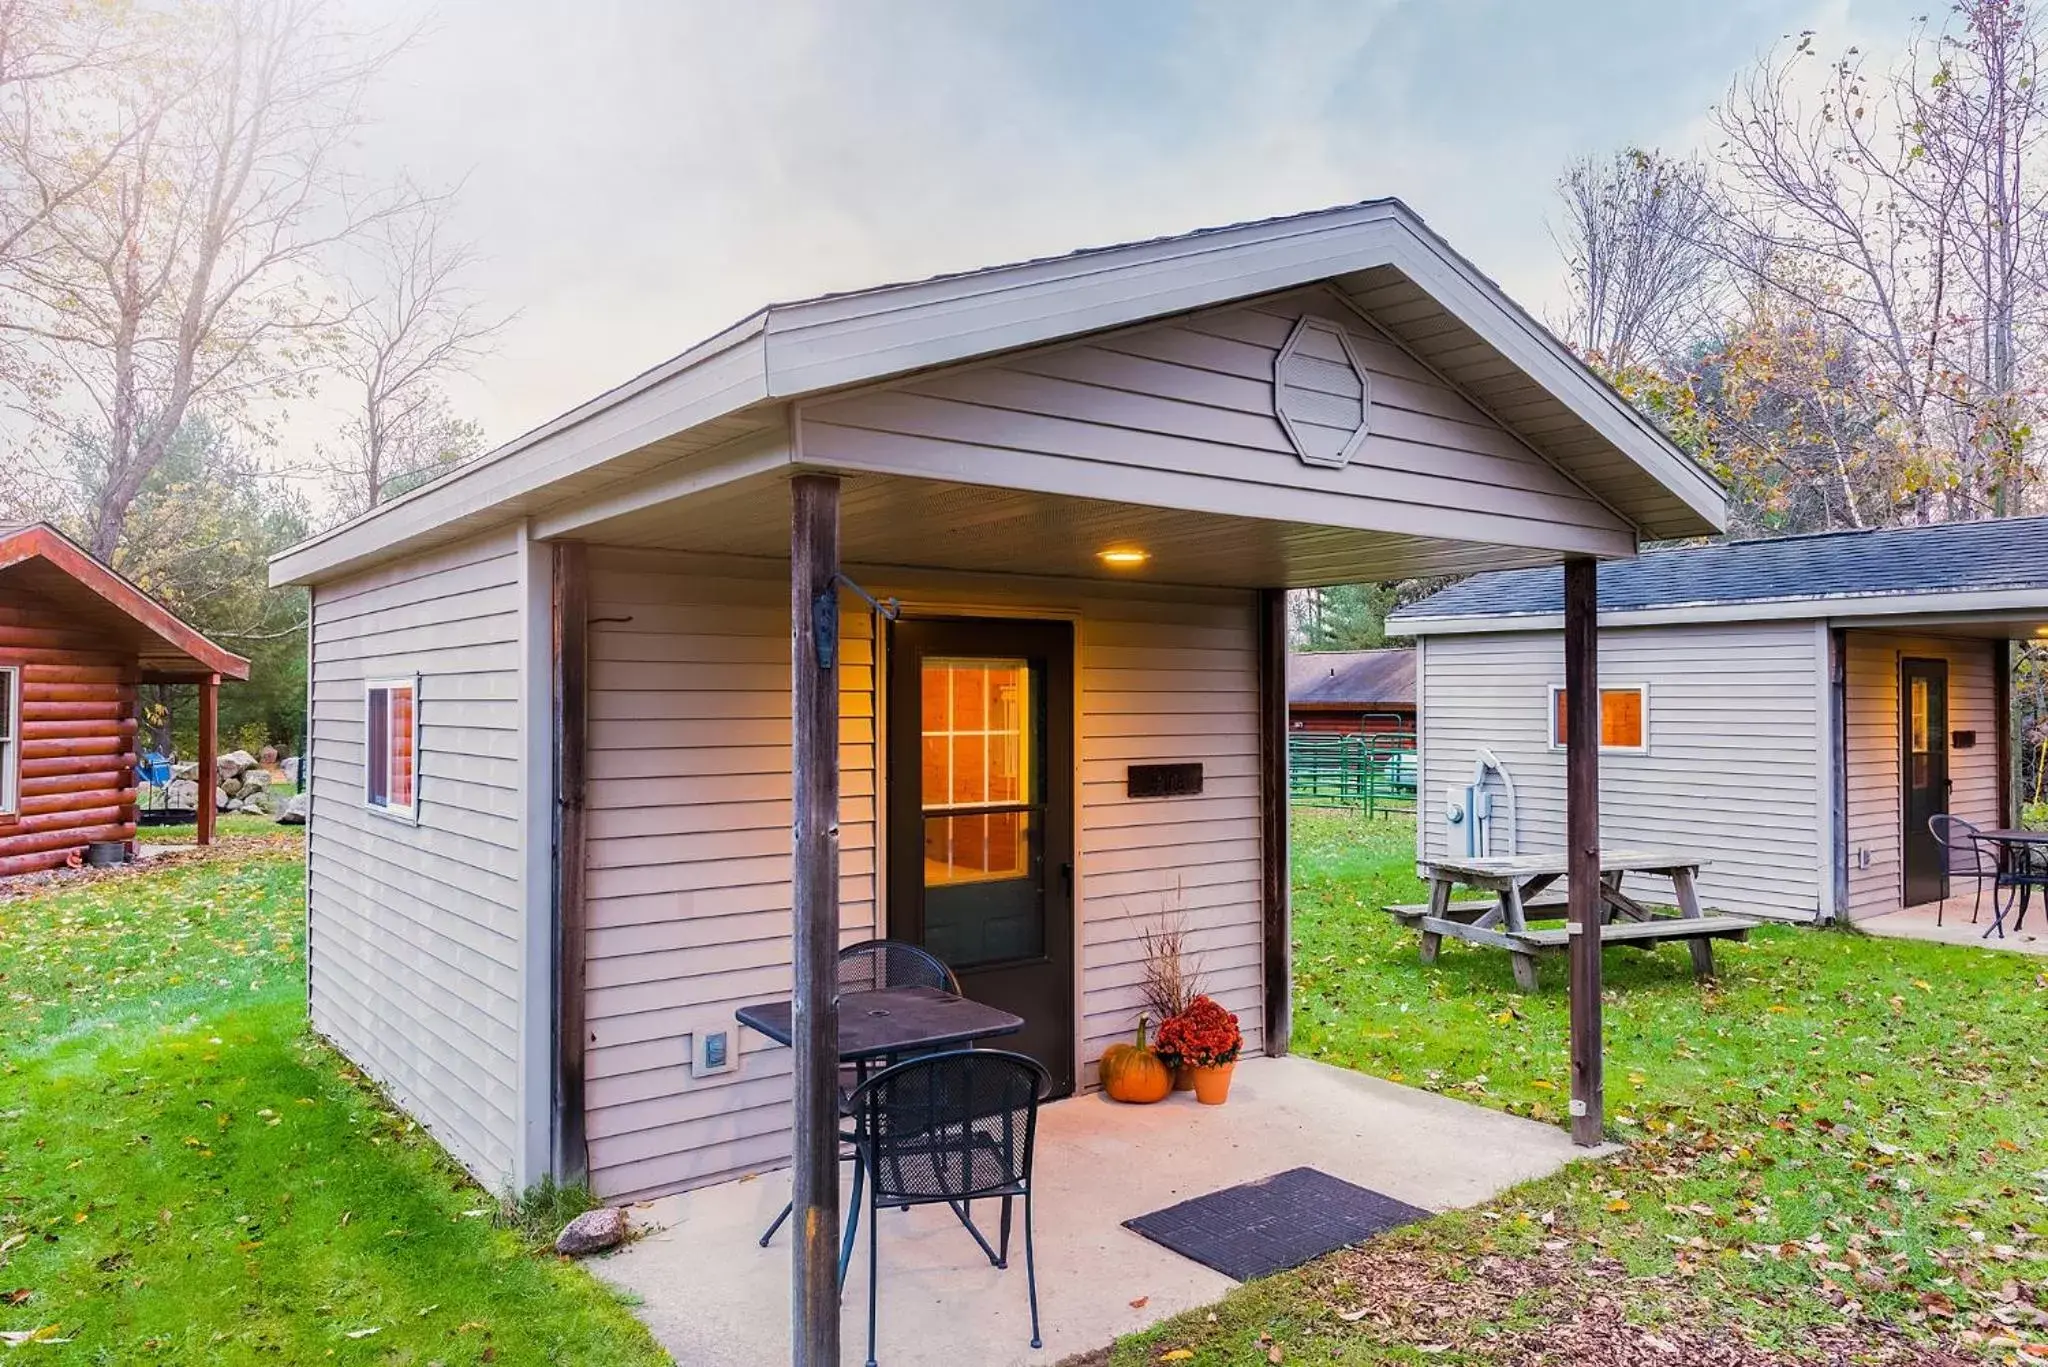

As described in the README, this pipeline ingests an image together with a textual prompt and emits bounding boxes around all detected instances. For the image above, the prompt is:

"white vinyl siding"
[1842,632,2001,919]
[578,550,1264,1202]
[796,285,1635,560]
[304,528,528,1189]
[1418,622,1826,921]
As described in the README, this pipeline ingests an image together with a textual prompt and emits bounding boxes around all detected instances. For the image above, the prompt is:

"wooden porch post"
[790,474,842,1367]
[1995,637,2014,828]
[1258,588,1291,1057]
[197,673,219,847]
[552,542,590,1181]
[1563,558,1603,1146]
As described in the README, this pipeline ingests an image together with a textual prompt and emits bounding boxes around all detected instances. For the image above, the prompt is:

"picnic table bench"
[1386,848,1760,992]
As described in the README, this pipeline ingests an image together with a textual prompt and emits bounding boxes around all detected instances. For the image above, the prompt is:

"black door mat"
[1121,1166,1432,1282]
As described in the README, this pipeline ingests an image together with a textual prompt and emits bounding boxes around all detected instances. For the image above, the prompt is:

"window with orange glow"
[920,658,1031,886]
[366,679,419,817]
[1548,684,1648,753]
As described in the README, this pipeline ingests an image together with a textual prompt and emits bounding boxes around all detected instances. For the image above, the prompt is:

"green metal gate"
[1287,730,1416,817]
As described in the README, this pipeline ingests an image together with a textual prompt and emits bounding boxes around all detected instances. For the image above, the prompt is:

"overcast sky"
[341,0,1927,453]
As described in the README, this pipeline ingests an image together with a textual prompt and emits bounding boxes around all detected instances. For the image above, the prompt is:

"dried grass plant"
[1135,880,1205,1022]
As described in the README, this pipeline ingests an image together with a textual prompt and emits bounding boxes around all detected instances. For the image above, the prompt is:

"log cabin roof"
[1286,647,1415,710]
[0,524,251,680]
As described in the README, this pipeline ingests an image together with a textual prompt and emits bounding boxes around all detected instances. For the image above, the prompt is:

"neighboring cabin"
[0,523,249,875]
[1390,518,2048,924]
[266,199,1727,1201]
[1286,646,1415,735]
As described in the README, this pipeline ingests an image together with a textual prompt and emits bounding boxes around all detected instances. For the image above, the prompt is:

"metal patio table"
[737,985,1026,1282]
[1973,829,2048,939]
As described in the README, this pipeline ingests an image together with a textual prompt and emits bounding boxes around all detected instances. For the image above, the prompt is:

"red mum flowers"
[1152,995,1242,1069]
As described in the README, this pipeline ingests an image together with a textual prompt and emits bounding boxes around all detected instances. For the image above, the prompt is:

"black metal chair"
[836,939,961,996]
[757,939,961,1255]
[1930,814,1997,926]
[845,1049,1049,1367]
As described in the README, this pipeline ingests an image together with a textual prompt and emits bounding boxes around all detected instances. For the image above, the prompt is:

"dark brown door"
[886,617,1076,1096]
[1901,657,1950,907]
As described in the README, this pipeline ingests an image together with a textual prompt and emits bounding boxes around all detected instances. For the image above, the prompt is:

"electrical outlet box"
[690,1022,739,1079]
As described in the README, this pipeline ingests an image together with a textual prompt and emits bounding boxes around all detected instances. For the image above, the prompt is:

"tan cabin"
[269,200,1728,1200]
[1393,518,2048,926]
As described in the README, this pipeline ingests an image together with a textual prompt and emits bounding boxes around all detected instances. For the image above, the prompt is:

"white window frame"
[0,665,17,818]
[1546,681,1650,755]
[363,676,422,823]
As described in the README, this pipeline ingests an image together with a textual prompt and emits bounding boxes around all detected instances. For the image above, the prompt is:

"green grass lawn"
[0,849,670,1365]
[1112,809,2048,1365]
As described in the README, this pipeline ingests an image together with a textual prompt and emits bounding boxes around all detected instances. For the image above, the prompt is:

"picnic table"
[1387,848,1761,991]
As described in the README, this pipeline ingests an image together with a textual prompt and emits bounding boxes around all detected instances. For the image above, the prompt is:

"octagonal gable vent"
[1273,316,1374,469]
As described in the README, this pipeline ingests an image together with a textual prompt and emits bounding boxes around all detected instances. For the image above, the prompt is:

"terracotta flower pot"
[1193,1061,1235,1105]
[1171,1063,1197,1092]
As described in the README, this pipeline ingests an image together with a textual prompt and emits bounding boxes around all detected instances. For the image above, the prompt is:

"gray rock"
[215,786,229,811]
[277,792,309,825]
[171,762,198,781]
[222,776,244,799]
[554,1206,627,1257]
[281,757,300,787]
[165,778,199,811]
[243,769,271,792]
[220,749,259,774]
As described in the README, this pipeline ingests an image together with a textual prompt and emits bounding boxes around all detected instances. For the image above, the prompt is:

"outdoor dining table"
[735,985,1026,1282]
[1972,828,2048,939]
[1396,847,1760,991]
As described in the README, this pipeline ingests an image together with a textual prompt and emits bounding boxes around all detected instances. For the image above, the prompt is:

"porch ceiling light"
[1098,547,1150,568]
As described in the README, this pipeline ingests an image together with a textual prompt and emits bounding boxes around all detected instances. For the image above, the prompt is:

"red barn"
[0,523,250,876]
[1287,647,1415,735]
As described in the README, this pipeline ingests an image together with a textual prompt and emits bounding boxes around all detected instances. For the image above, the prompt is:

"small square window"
[365,679,419,819]
[1548,684,1648,754]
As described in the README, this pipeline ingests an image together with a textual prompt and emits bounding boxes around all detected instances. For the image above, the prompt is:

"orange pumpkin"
[1099,1015,1173,1104]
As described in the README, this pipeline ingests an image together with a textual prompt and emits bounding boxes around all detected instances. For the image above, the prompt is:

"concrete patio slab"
[593,1054,1601,1366]
[1859,896,2048,956]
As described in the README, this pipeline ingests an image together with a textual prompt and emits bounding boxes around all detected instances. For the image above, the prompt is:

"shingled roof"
[1287,647,1415,709]
[1392,515,2048,631]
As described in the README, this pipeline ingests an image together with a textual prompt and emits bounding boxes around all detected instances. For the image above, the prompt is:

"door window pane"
[920,659,1031,808]
[925,810,1032,886]
[918,657,1042,967]
[1910,676,1931,787]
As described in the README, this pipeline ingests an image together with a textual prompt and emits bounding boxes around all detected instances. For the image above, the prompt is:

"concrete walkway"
[1859,894,2048,956]
[593,1055,1599,1366]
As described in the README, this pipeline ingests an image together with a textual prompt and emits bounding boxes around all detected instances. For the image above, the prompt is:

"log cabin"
[0,523,251,876]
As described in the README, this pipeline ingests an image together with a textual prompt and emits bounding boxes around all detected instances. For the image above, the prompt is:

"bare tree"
[1709,4,2048,520]
[1552,146,1721,370]
[317,197,505,519]
[0,0,418,560]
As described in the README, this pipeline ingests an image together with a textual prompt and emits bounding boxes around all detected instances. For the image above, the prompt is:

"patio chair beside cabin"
[846,1048,1049,1367]
[1928,814,1996,926]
